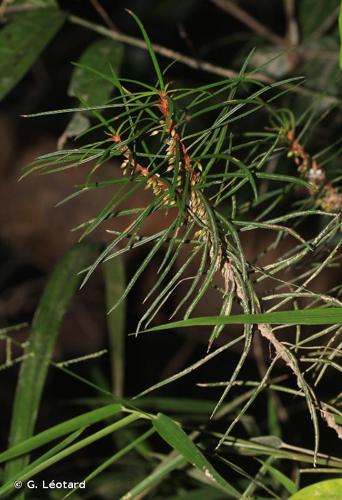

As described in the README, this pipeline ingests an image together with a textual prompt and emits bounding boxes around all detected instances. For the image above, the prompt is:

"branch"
[0,1,37,16]
[311,5,340,40]
[89,0,118,32]
[210,0,286,47]
[68,14,342,106]
[69,14,271,83]
[283,0,299,47]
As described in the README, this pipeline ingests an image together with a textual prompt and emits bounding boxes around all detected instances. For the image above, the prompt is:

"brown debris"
[286,129,342,212]
[111,91,236,298]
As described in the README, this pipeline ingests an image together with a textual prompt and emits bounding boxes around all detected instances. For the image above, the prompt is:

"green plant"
[1,7,342,500]
[339,0,342,68]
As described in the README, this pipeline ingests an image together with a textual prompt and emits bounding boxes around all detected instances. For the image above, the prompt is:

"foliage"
[290,478,342,499]
[0,3,65,100]
[0,3,342,499]
[4,243,98,484]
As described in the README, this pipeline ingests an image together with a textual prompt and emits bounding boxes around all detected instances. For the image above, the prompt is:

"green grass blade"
[153,413,241,498]
[258,460,297,495]
[62,428,155,499]
[3,243,98,482]
[121,454,187,499]
[0,414,140,498]
[0,404,121,463]
[127,10,164,90]
[220,436,342,468]
[267,394,282,438]
[24,428,85,471]
[103,257,126,396]
[146,308,342,331]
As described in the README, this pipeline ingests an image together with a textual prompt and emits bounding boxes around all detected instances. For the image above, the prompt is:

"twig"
[311,6,340,40]
[282,0,300,70]
[210,0,286,47]
[3,3,342,105]
[0,0,7,19]
[283,0,299,47]
[89,0,118,32]
[69,14,271,83]
[0,1,37,15]
[299,49,338,61]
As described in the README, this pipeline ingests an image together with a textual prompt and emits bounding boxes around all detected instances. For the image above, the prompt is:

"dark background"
[0,0,341,495]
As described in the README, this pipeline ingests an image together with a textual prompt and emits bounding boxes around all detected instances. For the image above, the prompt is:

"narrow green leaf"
[251,436,283,448]
[267,394,282,438]
[0,414,140,498]
[62,428,154,499]
[127,9,164,90]
[153,413,240,498]
[24,428,85,471]
[146,308,342,332]
[258,460,297,495]
[0,8,66,100]
[290,478,342,499]
[167,487,227,500]
[68,38,123,106]
[57,112,90,149]
[4,243,98,481]
[0,404,121,464]
[103,257,126,396]
[222,435,342,468]
[122,454,187,499]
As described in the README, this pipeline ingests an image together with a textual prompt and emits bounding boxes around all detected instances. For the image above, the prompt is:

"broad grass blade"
[4,243,98,483]
[103,257,126,396]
